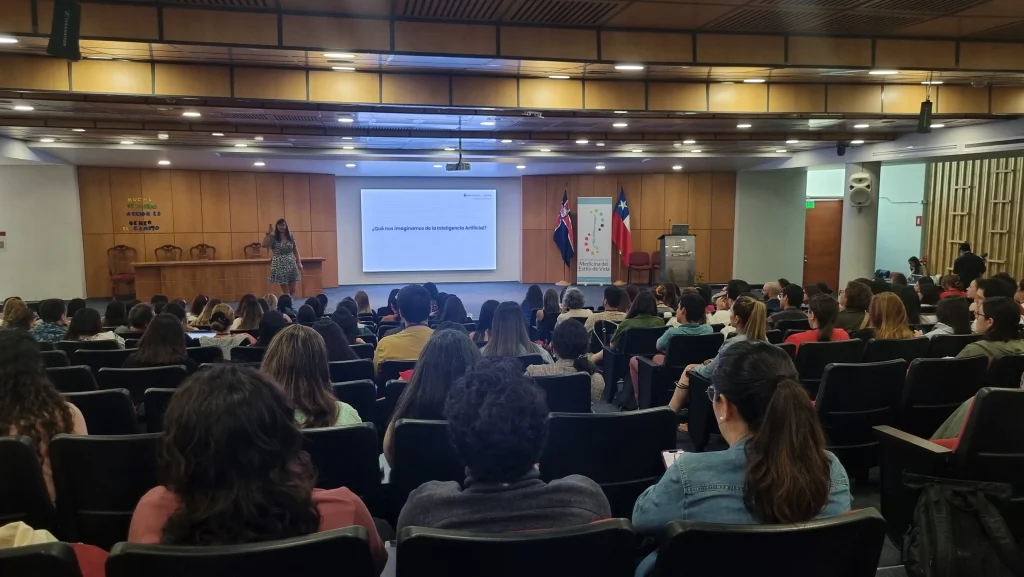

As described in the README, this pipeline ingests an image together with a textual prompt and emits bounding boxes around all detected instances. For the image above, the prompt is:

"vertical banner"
[576,197,613,284]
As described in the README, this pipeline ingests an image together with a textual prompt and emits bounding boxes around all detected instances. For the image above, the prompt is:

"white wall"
[734,169,807,284]
[806,167,845,198]
[875,163,927,275]
[0,165,86,300]
[335,177,521,285]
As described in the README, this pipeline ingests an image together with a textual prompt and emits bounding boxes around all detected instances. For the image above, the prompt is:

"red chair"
[627,252,652,285]
[651,251,661,284]
[107,245,137,299]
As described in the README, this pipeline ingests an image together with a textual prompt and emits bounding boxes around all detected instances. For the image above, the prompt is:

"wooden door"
[803,199,843,290]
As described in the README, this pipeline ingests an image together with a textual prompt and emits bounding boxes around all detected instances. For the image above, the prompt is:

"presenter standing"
[263,218,303,296]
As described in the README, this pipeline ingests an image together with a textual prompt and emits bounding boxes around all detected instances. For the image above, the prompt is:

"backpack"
[904,474,1024,577]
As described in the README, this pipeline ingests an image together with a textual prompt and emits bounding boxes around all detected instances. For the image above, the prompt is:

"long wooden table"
[133,258,325,302]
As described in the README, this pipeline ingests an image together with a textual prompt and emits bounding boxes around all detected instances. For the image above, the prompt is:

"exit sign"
[806,200,815,209]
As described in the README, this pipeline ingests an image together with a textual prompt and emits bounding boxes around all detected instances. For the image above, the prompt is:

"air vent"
[399,0,507,20]
[970,22,1024,41]
[706,8,832,32]
[218,112,270,120]
[965,137,1024,151]
[806,13,924,34]
[272,115,322,123]
[754,0,865,8]
[862,0,989,13]
[159,0,274,8]
[505,0,622,26]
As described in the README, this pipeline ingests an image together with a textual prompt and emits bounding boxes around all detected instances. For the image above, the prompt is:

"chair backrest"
[229,345,266,363]
[927,333,981,358]
[74,348,136,374]
[242,242,263,259]
[36,339,54,351]
[143,388,176,433]
[301,423,381,495]
[331,380,376,422]
[97,365,189,404]
[619,326,668,355]
[775,342,797,361]
[627,251,650,267]
[56,339,120,356]
[0,436,56,531]
[107,526,374,577]
[953,387,1024,491]
[123,338,140,349]
[651,250,661,266]
[107,245,136,275]
[0,542,82,577]
[328,359,374,383]
[189,243,216,261]
[51,433,160,549]
[153,244,182,262]
[377,379,409,433]
[47,365,97,393]
[663,333,724,367]
[530,372,592,413]
[985,353,1024,388]
[794,339,864,391]
[41,349,70,368]
[378,360,417,389]
[765,329,783,344]
[514,354,545,371]
[64,389,137,435]
[900,356,988,438]
[541,408,675,518]
[591,320,618,351]
[775,318,811,332]
[186,346,224,365]
[350,343,375,360]
[391,419,463,510]
[397,519,637,577]
[685,372,721,453]
[817,360,907,474]
[656,509,886,577]
[863,337,930,363]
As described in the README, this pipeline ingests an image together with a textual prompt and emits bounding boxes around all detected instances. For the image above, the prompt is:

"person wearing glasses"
[632,340,851,576]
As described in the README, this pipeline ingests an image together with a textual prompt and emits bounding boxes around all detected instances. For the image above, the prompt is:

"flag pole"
[556,263,570,287]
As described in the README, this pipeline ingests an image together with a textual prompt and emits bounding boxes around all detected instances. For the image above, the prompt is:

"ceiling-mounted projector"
[446,162,471,171]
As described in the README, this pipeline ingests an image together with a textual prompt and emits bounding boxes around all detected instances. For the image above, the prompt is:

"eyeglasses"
[706,386,718,403]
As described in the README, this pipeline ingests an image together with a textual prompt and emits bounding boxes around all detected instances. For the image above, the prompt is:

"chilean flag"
[553,190,575,267]
[612,187,633,265]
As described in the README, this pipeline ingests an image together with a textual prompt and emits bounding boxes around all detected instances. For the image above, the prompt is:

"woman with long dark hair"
[380,288,401,323]
[534,288,561,324]
[470,299,499,346]
[438,295,468,323]
[188,295,209,323]
[482,301,552,362]
[521,284,544,320]
[123,313,199,373]
[311,319,357,362]
[255,310,288,347]
[262,218,303,296]
[383,329,481,464]
[633,340,851,575]
[66,308,125,348]
[232,294,263,331]
[784,294,849,350]
[103,300,128,329]
[277,294,296,319]
[922,295,972,338]
[898,285,922,325]
[0,330,87,500]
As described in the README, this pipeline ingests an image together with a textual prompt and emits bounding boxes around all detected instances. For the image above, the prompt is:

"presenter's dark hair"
[38,299,66,323]
[398,285,432,324]
[274,218,294,242]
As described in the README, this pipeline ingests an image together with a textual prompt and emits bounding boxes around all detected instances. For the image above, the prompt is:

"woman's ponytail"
[733,296,767,341]
[572,354,597,375]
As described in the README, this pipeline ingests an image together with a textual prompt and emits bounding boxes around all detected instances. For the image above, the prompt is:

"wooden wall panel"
[202,233,232,259]
[82,234,114,298]
[711,173,736,230]
[521,230,549,283]
[639,174,665,230]
[143,233,177,263]
[394,21,495,55]
[600,31,692,63]
[452,77,518,108]
[519,79,583,110]
[140,170,175,233]
[309,175,338,232]
[709,229,735,283]
[78,167,113,235]
[663,173,689,230]
[155,64,232,98]
[255,173,285,232]
[108,169,142,231]
[0,0,33,33]
[311,231,339,288]
[229,172,259,233]
[0,55,70,91]
[522,176,549,230]
[171,171,203,233]
[283,174,312,232]
[71,61,152,95]
[688,174,713,229]
[584,81,646,111]
[500,26,597,61]
[200,172,231,233]
[382,74,450,106]
[648,83,707,112]
[163,8,278,46]
[691,229,711,284]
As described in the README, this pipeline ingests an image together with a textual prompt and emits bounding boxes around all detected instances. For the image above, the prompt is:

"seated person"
[29,298,69,343]
[336,298,374,339]
[163,302,199,334]
[331,307,365,345]
[231,294,263,331]
[398,358,610,531]
[767,284,806,329]
[862,293,915,340]
[198,305,256,361]
[470,300,499,346]
[898,285,923,325]
[762,282,781,314]
[255,310,288,346]
[709,280,750,325]
[311,318,358,362]
[556,288,592,325]
[919,295,972,338]
[65,308,126,348]
[296,304,319,324]
[1,298,33,331]
[654,283,679,317]
[373,285,435,374]
[102,300,127,329]
[939,274,966,299]
[116,303,154,336]
[379,289,401,323]
[835,280,870,332]
[629,294,713,400]
[591,291,665,365]
[633,340,852,576]
[481,301,553,363]
[122,313,199,374]
[126,365,387,574]
[585,286,628,333]
[437,295,469,323]
[784,294,849,351]
[534,289,562,324]
[527,319,606,404]
[276,294,297,320]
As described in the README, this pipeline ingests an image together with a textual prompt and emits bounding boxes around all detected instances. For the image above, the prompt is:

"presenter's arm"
[293,241,303,271]
[261,224,273,248]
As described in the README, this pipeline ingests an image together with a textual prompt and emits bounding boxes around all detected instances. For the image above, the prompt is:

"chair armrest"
[635,356,662,410]
[873,425,952,544]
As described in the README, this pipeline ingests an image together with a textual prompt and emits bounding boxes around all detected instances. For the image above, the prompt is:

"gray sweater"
[397,468,610,532]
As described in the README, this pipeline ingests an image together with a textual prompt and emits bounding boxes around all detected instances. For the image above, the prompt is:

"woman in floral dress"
[262,218,303,296]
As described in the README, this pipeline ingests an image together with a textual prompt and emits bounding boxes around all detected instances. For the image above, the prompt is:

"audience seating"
[863,337,930,363]
[360,334,379,347]
[51,433,160,549]
[74,348,136,374]
[186,346,224,365]
[590,320,618,353]
[302,423,381,497]
[230,328,259,340]
[397,519,638,577]
[329,359,374,383]
[794,339,864,398]
[143,388,176,433]
[376,324,399,340]
[48,366,97,393]
[390,419,463,511]
[875,388,1024,543]
[97,366,189,404]
[686,372,721,453]
[64,389,137,435]
[601,326,668,406]
[201,361,259,370]
[899,356,987,438]
[626,251,653,284]
[927,333,981,358]
[229,346,266,363]
[331,380,377,422]
[765,329,783,344]
[375,380,408,444]
[56,339,120,356]
[530,372,592,413]
[816,360,907,482]
[514,354,545,371]
[0,542,82,577]
[709,323,725,332]
[351,343,375,360]
[775,318,811,333]
[107,526,375,577]
[775,342,797,361]
[0,436,56,531]
[124,338,140,349]
[984,353,1024,387]
[540,408,676,518]
[636,333,724,409]
[378,360,417,390]
[656,509,886,577]
[36,340,54,351]
[536,312,558,343]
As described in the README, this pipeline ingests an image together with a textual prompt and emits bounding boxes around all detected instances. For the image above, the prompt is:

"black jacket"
[953,252,986,286]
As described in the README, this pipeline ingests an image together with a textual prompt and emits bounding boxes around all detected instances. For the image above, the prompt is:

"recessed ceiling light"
[930,123,946,128]
[869,70,899,75]
[854,124,869,129]
[254,161,265,167]
[332,66,355,71]
[576,139,589,144]
[613,110,628,114]
[40,138,55,143]
[851,140,864,145]
[120,140,134,145]
[13,106,33,111]
[775,149,787,153]
[324,52,355,58]
[481,121,496,126]
[690,149,702,153]
[540,148,551,152]
[672,165,682,170]
[907,146,914,149]
[158,160,171,165]
[433,164,443,168]
[342,145,354,150]
[345,163,356,168]
[71,128,86,132]
[548,75,570,79]
[444,147,455,151]
[922,81,944,85]
[254,136,263,141]
[786,139,799,144]
[596,165,606,170]
[341,136,352,140]
[737,123,752,129]
[158,133,169,140]
[683,139,696,145]
[596,142,605,147]
[337,118,354,123]
[613,122,628,128]
[234,143,248,147]
[0,37,18,44]
[501,139,512,143]
[516,165,526,169]
[212,132,224,136]
[744,78,766,83]
[632,149,643,153]
[614,64,645,70]
[182,111,201,117]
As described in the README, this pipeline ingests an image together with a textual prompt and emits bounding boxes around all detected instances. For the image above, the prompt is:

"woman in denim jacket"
[632,340,852,576]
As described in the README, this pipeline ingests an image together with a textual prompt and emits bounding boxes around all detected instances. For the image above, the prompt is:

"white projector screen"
[360,188,497,273]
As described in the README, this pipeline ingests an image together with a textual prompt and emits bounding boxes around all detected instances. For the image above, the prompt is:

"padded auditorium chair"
[863,337,930,363]
[775,342,797,361]
[107,527,375,577]
[514,354,545,371]
[331,380,376,422]
[97,365,189,404]
[378,360,417,390]
[794,339,864,398]
[626,252,652,285]
[35,340,54,351]
[530,372,592,413]
[186,346,224,365]
[0,436,56,532]
[590,320,618,354]
[927,333,981,358]
[74,348,135,375]
[329,359,374,383]
[350,343,375,360]
[898,356,987,438]
[636,333,723,409]
[0,542,83,577]
[375,380,408,443]
[984,353,1024,388]
[601,325,667,407]
[302,424,381,497]
[229,345,266,363]
[687,372,720,453]
[656,509,886,577]
[396,519,638,577]
[143,388,176,433]
[64,389,137,435]
[47,365,97,393]
[775,318,811,333]
[56,339,120,357]
[41,350,70,368]
[765,329,783,344]
[390,419,463,513]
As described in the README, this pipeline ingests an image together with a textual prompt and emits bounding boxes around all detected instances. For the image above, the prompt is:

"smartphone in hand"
[662,450,684,469]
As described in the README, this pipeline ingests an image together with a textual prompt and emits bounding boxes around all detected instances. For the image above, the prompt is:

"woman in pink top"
[0,330,88,501]
[127,365,387,574]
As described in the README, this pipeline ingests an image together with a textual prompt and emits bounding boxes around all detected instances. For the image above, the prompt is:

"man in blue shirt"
[28,299,68,343]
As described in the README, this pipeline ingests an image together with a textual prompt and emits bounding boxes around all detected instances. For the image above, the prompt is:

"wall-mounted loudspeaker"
[848,171,873,209]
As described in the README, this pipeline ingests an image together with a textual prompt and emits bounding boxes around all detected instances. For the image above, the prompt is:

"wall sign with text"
[120,197,165,232]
